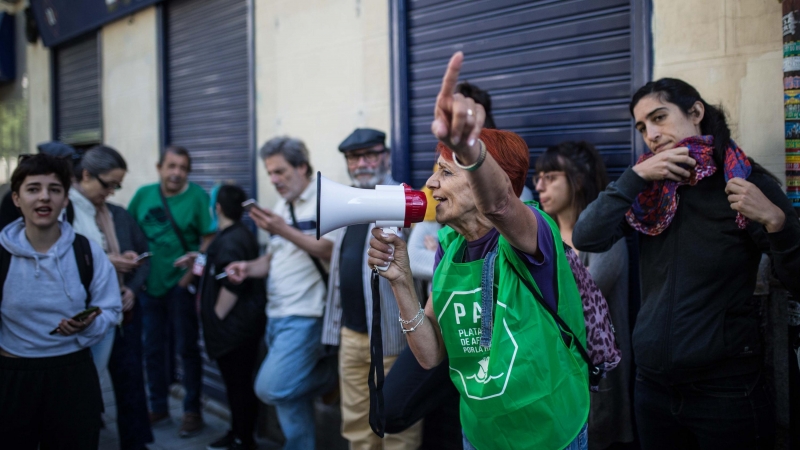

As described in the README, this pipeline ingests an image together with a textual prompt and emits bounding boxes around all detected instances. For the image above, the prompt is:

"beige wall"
[652,0,785,184]
[254,0,391,209]
[101,7,160,206]
[27,40,51,154]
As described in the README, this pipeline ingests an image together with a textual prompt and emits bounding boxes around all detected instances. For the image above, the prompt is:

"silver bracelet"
[402,313,425,334]
[399,307,424,325]
[453,139,487,172]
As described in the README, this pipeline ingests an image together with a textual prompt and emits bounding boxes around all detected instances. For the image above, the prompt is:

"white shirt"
[266,175,335,318]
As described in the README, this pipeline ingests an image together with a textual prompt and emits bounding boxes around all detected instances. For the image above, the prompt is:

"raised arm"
[573,168,646,252]
[431,52,539,255]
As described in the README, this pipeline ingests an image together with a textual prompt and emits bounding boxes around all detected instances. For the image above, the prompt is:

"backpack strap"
[72,234,94,307]
[0,245,10,306]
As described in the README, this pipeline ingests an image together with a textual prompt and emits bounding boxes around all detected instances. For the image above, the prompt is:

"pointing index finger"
[438,52,464,100]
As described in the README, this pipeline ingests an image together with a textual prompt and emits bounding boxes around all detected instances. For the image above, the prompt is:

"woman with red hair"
[369,53,589,449]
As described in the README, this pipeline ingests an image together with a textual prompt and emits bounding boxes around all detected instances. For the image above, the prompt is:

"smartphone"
[135,252,153,262]
[242,199,260,211]
[49,307,100,335]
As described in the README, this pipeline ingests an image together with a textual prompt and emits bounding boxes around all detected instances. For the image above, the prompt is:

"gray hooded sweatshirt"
[0,218,121,357]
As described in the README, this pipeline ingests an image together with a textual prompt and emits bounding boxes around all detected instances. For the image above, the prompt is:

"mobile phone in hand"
[135,252,153,262]
[242,199,260,211]
[49,307,100,335]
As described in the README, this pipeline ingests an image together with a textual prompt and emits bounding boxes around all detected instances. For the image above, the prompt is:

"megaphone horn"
[316,172,427,240]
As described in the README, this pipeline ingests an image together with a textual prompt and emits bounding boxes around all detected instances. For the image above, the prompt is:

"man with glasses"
[128,145,215,438]
[322,128,423,449]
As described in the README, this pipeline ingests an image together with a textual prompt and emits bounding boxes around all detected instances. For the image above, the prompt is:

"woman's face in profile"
[80,168,125,207]
[633,94,703,154]
[425,156,477,225]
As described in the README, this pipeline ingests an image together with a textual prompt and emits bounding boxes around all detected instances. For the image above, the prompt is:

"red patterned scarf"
[625,136,751,236]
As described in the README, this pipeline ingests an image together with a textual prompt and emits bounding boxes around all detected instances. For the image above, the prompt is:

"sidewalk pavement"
[96,369,347,450]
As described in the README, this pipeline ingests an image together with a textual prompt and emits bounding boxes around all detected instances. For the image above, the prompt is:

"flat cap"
[338,128,386,153]
[36,141,76,159]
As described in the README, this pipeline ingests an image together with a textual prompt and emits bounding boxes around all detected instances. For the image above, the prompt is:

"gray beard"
[349,169,387,189]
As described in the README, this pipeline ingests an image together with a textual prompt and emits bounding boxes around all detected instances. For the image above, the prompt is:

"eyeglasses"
[345,149,387,164]
[94,174,122,191]
[533,171,565,186]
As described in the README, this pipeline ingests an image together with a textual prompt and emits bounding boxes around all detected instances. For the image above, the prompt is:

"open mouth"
[34,206,52,216]
[433,196,446,207]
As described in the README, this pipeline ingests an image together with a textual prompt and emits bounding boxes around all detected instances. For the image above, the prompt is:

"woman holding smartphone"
[0,154,122,449]
[70,145,154,450]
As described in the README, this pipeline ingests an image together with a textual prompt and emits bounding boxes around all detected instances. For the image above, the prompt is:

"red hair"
[437,128,529,197]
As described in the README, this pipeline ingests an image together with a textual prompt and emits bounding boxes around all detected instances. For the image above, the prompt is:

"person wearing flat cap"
[321,129,423,449]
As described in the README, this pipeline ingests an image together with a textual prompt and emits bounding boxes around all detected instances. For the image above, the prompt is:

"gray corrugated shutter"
[405,0,637,187]
[166,0,252,195]
[165,0,251,402]
[55,33,101,145]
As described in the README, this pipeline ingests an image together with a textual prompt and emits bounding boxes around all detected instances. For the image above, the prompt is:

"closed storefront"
[164,0,254,401]
[164,0,254,195]
[391,0,651,187]
[53,33,101,146]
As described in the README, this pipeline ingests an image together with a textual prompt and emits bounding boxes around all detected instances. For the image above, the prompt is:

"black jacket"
[199,222,266,359]
[108,203,150,293]
[574,168,800,384]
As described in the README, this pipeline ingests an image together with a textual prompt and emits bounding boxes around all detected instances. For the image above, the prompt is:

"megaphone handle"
[376,227,398,272]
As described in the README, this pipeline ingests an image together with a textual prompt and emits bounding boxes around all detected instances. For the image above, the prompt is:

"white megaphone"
[316,172,427,269]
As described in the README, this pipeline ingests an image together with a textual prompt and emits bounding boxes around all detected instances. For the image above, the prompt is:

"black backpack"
[0,233,94,307]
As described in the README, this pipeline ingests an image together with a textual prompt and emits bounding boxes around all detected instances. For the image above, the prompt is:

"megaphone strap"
[368,269,386,438]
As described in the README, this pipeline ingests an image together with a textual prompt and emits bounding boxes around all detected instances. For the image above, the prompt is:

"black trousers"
[217,336,261,446]
[634,370,775,450]
[0,348,102,450]
[383,346,463,450]
[109,301,154,450]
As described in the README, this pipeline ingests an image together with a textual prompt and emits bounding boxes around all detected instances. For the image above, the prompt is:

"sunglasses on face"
[94,174,122,191]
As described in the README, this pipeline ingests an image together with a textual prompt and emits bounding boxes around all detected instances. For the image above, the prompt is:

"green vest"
[432,209,589,449]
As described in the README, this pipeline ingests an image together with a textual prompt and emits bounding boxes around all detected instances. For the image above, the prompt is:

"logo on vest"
[466,356,504,384]
[437,289,518,400]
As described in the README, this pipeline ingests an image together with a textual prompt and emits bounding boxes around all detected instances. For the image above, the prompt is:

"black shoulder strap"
[159,188,190,253]
[66,202,75,225]
[287,202,329,286]
[0,245,11,306]
[72,234,94,307]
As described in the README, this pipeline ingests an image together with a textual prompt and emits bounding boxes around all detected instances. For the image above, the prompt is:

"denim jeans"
[462,422,587,450]
[140,285,202,414]
[253,316,337,450]
[90,327,115,383]
[634,371,775,450]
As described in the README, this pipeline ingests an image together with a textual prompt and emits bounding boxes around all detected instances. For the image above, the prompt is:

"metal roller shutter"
[165,0,252,402]
[55,33,101,146]
[399,0,648,188]
[165,0,253,195]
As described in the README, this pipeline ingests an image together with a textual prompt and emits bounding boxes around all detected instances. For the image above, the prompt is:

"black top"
[573,168,800,384]
[200,222,267,359]
[107,203,150,294]
[339,223,370,333]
